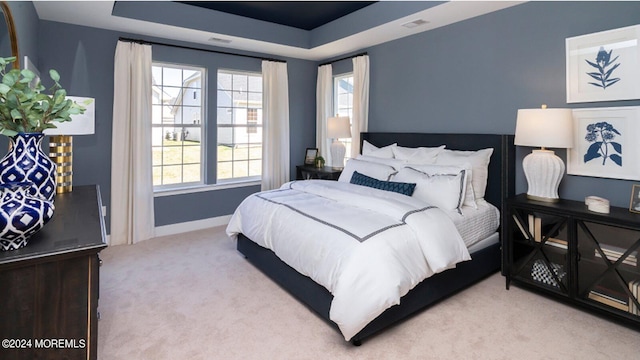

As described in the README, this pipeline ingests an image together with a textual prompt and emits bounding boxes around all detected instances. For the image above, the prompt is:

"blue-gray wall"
[361,1,640,208]
[33,20,315,230]
[4,1,640,234]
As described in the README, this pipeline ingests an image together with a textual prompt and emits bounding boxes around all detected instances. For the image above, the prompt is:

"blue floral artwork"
[583,122,622,166]
[585,47,621,89]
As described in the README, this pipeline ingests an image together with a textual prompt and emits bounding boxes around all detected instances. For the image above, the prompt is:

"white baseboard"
[154,215,232,238]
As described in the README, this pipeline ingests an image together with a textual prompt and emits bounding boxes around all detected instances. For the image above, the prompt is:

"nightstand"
[295,165,342,180]
[504,194,640,330]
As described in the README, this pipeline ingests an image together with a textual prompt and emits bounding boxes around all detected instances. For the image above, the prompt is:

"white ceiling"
[33,1,524,61]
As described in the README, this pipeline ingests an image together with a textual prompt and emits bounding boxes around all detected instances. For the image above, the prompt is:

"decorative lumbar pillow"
[392,167,466,212]
[362,140,397,159]
[436,148,493,200]
[338,158,398,183]
[350,171,416,196]
[391,145,445,164]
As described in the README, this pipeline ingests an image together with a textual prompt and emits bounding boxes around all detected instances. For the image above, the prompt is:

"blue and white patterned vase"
[0,133,57,202]
[0,182,55,251]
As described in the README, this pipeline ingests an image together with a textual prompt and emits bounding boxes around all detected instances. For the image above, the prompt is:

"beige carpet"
[97,227,640,359]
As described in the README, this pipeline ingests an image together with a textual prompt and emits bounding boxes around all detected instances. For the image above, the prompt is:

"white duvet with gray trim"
[226,180,471,341]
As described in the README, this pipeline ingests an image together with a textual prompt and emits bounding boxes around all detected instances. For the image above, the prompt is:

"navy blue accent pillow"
[350,171,416,196]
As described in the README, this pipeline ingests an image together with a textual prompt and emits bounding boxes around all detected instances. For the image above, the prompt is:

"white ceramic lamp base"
[522,149,564,202]
[330,140,346,169]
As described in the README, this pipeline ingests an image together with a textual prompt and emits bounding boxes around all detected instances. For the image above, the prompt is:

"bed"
[228,132,515,345]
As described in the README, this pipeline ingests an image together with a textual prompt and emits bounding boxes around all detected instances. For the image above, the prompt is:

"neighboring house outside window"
[152,63,205,189]
[247,108,258,134]
[217,70,263,182]
[334,73,354,158]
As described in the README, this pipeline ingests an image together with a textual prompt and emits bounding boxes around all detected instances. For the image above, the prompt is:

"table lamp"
[44,96,95,193]
[514,105,573,202]
[327,115,351,169]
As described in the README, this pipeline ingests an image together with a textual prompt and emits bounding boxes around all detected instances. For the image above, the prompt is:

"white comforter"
[226,180,471,341]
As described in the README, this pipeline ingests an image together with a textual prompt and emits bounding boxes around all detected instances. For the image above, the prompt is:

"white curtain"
[110,41,155,245]
[316,64,333,163]
[351,55,370,158]
[261,61,290,191]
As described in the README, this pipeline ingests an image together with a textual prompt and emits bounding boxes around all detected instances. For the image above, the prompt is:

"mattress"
[467,232,499,253]
[444,201,500,248]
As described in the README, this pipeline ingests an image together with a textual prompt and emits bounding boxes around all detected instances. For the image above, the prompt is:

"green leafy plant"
[0,56,87,136]
[314,155,325,167]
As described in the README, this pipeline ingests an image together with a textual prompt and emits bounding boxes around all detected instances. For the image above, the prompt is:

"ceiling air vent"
[401,19,429,29]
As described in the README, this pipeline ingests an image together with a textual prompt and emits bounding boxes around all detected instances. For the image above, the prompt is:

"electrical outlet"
[102,205,107,215]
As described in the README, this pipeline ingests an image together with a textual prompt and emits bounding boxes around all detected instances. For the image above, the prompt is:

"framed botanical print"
[567,106,640,180]
[566,25,640,103]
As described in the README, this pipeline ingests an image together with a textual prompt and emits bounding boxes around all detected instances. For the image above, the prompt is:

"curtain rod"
[318,52,368,67]
[118,37,286,63]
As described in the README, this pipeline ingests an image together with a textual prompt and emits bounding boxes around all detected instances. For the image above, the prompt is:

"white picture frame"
[567,106,640,180]
[566,25,640,103]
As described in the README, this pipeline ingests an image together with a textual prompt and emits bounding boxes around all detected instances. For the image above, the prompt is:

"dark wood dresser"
[0,185,107,360]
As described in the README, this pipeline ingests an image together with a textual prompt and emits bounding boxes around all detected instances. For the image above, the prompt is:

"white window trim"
[152,61,206,191]
[154,179,261,197]
[334,73,354,159]
[216,69,264,184]
[333,72,354,116]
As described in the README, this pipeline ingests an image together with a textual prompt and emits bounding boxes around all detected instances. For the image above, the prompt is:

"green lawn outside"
[153,140,261,185]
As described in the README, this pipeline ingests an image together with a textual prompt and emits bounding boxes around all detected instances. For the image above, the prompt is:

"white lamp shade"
[327,116,351,139]
[514,107,573,149]
[44,96,95,135]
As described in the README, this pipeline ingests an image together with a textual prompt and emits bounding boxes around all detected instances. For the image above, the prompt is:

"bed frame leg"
[351,339,362,346]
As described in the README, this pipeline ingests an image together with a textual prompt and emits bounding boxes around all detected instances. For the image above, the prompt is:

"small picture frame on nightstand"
[630,184,640,213]
[304,148,318,165]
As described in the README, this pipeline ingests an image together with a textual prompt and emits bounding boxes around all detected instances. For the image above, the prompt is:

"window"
[334,74,354,157]
[217,70,263,182]
[152,63,205,189]
[247,109,258,134]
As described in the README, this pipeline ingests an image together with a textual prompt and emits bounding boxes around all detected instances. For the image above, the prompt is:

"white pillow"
[436,148,493,200]
[392,167,466,212]
[408,163,476,209]
[356,154,406,170]
[338,158,397,183]
[391,145,445,164]
[362,140,396,159]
